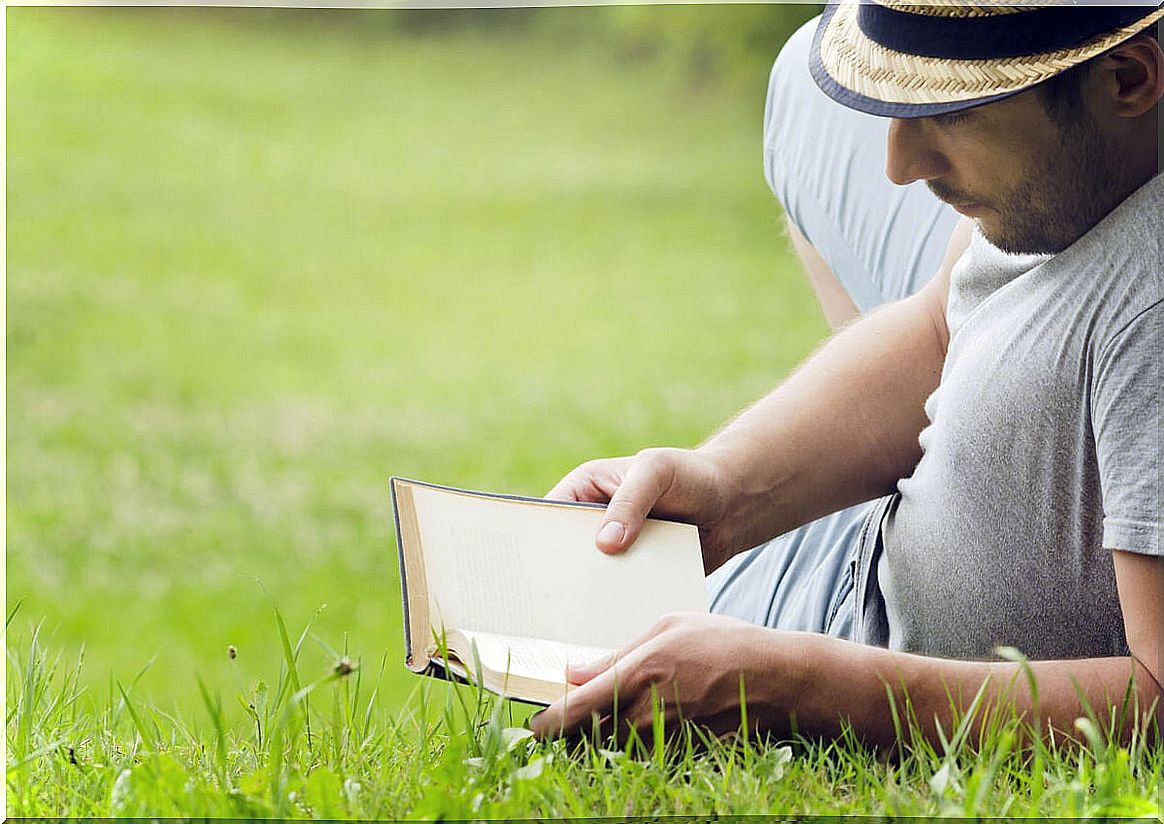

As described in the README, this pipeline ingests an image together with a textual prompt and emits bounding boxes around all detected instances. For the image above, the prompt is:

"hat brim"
[810,0,1164,118]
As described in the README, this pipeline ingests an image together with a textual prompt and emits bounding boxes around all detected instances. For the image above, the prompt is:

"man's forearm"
[699,285,948,555]
[783,633,1162,749]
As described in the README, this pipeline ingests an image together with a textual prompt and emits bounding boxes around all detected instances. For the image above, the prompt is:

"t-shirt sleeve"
[1092,299,1163,556]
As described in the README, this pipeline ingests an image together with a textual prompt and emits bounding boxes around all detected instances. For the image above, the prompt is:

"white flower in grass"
[502,726,535,752]
[513,755,549,781]
[110,768,134,813]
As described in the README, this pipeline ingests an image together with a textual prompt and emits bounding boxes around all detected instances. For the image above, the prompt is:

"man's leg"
[786,217,860,330]
[763,18,958,315]
[707,16,956,636]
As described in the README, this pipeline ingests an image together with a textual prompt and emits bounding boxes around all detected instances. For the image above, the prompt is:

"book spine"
[388,477,414,666]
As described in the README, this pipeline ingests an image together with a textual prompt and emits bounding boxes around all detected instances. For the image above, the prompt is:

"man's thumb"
[595,457,674,553]
[595,519,628,553]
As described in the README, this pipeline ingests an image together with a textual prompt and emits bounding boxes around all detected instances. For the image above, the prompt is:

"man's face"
[885,85,1122,255]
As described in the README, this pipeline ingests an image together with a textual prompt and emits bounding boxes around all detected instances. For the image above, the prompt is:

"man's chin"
[978,224,1062,256]
[970,214,1003,246]
[974,217,1040,255]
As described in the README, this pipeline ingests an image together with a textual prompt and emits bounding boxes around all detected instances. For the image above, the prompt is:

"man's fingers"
[542,618,680,737]
[596,451,676,554]
[531,661,629,739]
[567,615,675,685]
[566,649,619,685]
[546,458,633,504]
[545,467,597,502]
[545,477,583,502]
[545,451,685,554]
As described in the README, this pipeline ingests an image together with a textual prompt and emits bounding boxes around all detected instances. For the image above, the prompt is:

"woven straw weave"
[820,0,1164,105]
[877,1,1037,18]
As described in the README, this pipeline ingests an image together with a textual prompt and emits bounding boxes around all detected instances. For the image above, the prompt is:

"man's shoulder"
[1057,174,1162,336]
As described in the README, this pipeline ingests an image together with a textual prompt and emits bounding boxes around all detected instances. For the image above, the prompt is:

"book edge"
[389,477,432,672]
[388,475,697,527]
[423,651,555,707]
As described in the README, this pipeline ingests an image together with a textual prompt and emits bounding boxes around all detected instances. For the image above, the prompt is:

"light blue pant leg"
[763,17,957,312]
[706,501,876,638]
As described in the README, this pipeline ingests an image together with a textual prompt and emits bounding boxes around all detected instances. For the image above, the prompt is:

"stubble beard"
[935,115,1127,256]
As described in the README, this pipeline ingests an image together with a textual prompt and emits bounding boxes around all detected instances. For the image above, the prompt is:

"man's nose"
[885,118,948,185]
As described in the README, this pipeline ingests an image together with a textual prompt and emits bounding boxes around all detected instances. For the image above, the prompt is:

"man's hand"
[531,602,1164,752]
[528,613,807,745]
[546,447,739,573]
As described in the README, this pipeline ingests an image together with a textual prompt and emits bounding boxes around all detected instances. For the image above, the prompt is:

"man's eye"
[937,111,970,126]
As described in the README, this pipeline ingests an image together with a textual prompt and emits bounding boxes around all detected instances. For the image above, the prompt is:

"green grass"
[7,7,823,710]
[7,8,1162,817]
[8,607,1163,817]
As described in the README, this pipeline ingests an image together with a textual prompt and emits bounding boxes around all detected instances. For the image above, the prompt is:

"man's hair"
[1036,23,1160,127]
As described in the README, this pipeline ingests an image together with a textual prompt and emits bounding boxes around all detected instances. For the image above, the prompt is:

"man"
[530,1,1164,747]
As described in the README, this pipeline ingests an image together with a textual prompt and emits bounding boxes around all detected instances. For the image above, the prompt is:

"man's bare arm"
[549,219,974,572]
[532,548,1162,747]
[698,219,970,560]
[795,549,1163,747]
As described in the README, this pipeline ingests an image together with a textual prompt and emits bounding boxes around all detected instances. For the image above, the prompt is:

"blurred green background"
[7,6,827,710]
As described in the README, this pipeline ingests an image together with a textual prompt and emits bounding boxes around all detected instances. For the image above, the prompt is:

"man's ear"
[1094,33,1164,118]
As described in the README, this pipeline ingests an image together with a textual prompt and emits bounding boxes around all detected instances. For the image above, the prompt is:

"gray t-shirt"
[878,173,1163,661]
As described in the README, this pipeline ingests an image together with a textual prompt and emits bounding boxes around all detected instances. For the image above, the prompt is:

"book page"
[407,482,707,649]
[457,630,613,685]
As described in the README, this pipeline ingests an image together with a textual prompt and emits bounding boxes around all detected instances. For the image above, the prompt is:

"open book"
[390,477,709,705]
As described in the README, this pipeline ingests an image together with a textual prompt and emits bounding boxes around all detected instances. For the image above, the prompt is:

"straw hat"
[810,0,1164,117]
